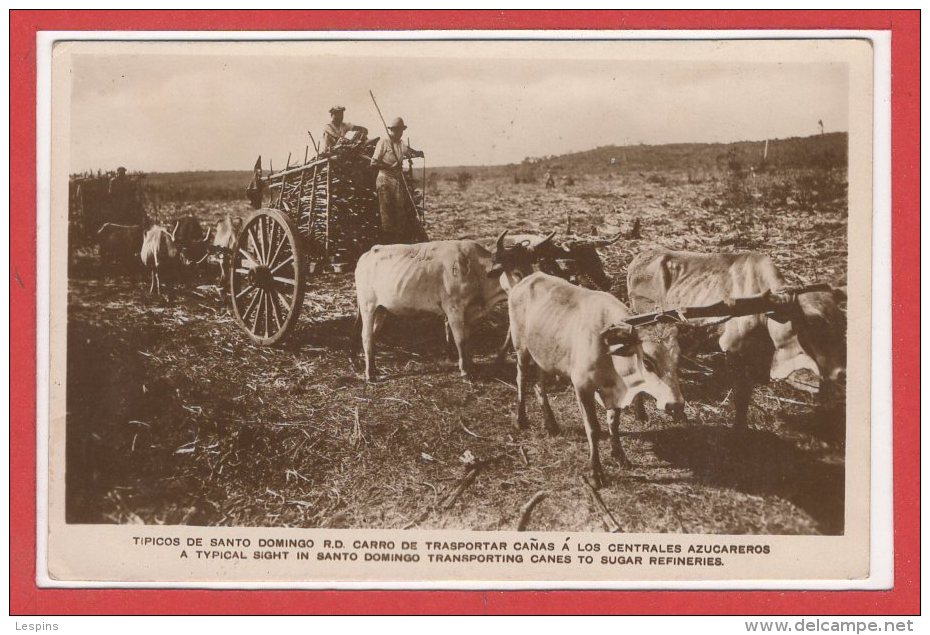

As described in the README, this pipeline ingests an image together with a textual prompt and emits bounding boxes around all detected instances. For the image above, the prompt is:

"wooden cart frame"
[228,140,400,345]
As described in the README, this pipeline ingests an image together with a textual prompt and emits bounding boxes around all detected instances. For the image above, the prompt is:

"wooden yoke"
[619,283,835,329]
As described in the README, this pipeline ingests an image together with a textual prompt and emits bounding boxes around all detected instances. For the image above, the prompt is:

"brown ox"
[354,231,550,381]
[97,223,143,267]
[502,233,619,292]
[507,272,685,488]
[626,249,846,426]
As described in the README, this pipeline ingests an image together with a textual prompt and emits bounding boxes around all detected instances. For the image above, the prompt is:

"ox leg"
[443,320,458,361]
[575,388,606,488]
[496,330,512,364]
[535,373,561,436]
[726,351,752,428]
[149,267,159,296]
[446,311,472,378]
[513,350,532,430]
[360,305,380,382]
[607,408,633,469]
[632,393,649,423]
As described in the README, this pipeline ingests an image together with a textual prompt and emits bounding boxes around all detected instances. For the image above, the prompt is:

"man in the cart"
[321,105,368,153]
[370,116,426,244]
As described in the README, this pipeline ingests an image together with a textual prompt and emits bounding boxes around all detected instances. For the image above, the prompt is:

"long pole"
[369,90,421,221]
[307,131,320,158]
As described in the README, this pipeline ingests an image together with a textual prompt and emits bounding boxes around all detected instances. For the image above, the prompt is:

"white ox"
[211,214,243,284]
[626,249,846,426]
[508,272,686,488]
[354,231,549,381]
[140,225,181,296]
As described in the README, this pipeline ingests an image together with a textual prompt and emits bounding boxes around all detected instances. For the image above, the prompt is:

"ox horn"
[601,322,640,357]
[535,231,557,250]
[170,220,179,241]
[595,231,624,248]
[202,227,212,243]
[495,229,509,251]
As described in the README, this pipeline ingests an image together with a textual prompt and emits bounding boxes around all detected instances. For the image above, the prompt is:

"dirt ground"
[67,169,847,534]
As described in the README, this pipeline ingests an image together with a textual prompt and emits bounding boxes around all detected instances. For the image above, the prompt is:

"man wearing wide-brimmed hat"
[321,105,368,153]
[370,116,425,244]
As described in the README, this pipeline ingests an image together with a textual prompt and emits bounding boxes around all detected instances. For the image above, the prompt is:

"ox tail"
[351,308,363,356]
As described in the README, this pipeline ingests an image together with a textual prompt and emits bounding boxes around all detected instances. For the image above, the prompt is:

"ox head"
[487,230,556,289]
[543,233,620,291]
[601,315,686,421]
[171,216,211,265]
[767,284,847,390]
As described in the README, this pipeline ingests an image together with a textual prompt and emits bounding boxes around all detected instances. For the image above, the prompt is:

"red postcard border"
[9,10,920,615]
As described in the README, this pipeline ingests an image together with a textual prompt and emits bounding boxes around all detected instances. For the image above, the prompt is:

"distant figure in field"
[108,166,145,226]
[370,116,425,244]
[321,105,368,153]
[544,171,555,189]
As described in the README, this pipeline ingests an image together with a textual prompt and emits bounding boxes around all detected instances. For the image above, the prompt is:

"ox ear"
[495,229,509,251]
[601,322,639,357]
[486,265,505,278]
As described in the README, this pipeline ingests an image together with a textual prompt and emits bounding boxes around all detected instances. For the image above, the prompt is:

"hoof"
[588,472,606,490]
[545,423,562,437]
[612,453,633,470]
[512,412,529,430]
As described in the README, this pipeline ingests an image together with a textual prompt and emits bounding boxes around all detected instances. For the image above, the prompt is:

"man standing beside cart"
[321,105,368,153]
[370,116,426,244]
[108,166,146,226]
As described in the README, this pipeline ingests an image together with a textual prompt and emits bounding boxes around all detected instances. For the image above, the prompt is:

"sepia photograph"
[44,36,874,584]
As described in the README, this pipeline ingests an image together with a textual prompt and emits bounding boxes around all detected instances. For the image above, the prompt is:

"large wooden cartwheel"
[229,208,306,345]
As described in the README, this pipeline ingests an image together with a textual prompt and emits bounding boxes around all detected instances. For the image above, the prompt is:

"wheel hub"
[249,265,274,290]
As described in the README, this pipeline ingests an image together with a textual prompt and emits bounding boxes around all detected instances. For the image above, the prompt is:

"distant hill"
[429,132,848,179]
[137,132,847,201]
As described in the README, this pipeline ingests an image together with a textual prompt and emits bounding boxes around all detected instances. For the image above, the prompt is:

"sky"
[66,41,850,172]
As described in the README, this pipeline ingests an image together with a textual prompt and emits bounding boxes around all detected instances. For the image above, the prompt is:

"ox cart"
[229,139,423,345]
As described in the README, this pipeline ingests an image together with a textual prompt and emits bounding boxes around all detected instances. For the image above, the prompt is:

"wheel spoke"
[238,248,259,269]
[271,255,294,275]
[273,276,296,286]
[235,283,257,301]
[248,227,265,265]
[243,287,262,325]
[257,216,268,265]
[250,289,265,333]
[267,287,284,329]
[262,291,270,337]
[266,223,286,269]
